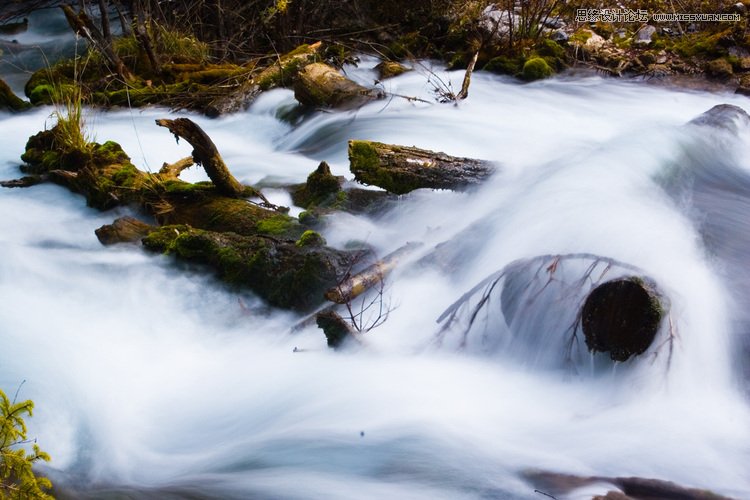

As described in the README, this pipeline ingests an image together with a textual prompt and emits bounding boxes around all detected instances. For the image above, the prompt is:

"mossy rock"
[706,58,734,79]
[521,57,554,81]
[296,230,326,247]
[484,55,523,76]
[291,161,343,209]
[375,60,410,79]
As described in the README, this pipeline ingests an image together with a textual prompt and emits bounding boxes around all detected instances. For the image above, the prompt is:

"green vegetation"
[522,58,554,81]
[0,389,52,499]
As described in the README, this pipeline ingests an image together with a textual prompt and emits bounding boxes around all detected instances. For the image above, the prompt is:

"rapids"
[2,59,750,498]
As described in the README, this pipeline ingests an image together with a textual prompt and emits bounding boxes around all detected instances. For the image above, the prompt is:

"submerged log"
[325,242,422,304]
[294,62,381,108]
[581,277,664,362]
[348,140,496,194]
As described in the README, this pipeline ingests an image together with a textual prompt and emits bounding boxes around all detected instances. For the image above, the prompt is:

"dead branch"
[155,118,246,198]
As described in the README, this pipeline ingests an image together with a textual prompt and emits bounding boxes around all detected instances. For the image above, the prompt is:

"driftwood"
[316,310,358,348]
[294,62,381,108]
[325,241,422,304]
[348,140,496,194]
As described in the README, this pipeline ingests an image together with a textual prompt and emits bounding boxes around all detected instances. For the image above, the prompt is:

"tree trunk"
[348,140,496,194]
[325,242,422,304]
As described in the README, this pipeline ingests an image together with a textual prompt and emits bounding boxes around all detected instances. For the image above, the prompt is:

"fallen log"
[294,62,381,108]
[325,241,422,304]
[348,140,496,194]
[316,310,358,348]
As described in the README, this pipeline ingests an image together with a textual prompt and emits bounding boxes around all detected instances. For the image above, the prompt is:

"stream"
[2,52,750,498]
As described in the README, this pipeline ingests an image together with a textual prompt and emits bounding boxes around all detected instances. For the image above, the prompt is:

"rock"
[706,58,734,80]
[581,277,664,362]
[585,31,606,50]
[733,2,746,13]
[728,46,749,58]
[96,216,155,245]
[291,161,343,209]
[522,57,554,81]
[688,104,750,133]
[739,57,750,70]
[550,29,569,42]
[294,62,380,108]
[542,16,565,29]
[634,25,657,45]
[375,60,409,80]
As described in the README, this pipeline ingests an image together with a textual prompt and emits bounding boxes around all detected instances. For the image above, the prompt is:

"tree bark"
[325,242,422,304]
[155,118,246,198]
[348,140,496,194]
[294,62,381,108]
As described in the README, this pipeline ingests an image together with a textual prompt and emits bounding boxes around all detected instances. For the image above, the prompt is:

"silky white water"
[2,63,750,499]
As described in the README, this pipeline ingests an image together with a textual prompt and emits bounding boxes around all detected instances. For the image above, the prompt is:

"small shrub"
[0,389,53,499]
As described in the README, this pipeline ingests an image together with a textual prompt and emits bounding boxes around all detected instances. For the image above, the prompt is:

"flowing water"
[2,59,750,499]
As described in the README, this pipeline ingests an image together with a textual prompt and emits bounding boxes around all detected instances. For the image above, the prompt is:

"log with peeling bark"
[348,140,496,195]
[325,241,422,304]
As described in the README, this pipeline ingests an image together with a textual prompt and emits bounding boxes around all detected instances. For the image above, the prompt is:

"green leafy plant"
[0,389,53,499]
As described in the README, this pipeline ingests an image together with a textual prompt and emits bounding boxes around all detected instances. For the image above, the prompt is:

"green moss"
[296,230,326,247]
[537,39,565,60]
[484,55,523,76]
[292,161,343,208]
[256,214,296,235]
[298,210,319,227]
[348,141,380,172]
[28,84,55,105]
[706,57,733,79]
[94,140,131,165]
[521,58,554,81]
[569,30,593,46]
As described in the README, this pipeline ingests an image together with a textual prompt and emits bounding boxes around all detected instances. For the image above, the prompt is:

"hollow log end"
[581,277,664,362]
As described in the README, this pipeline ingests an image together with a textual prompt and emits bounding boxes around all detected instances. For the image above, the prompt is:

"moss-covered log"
[348,140,496,194]
[0,78,31,112]
[325,242,422,304]
[581,277,664,362]
[294,62,381,108]
[142,225,350,310]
